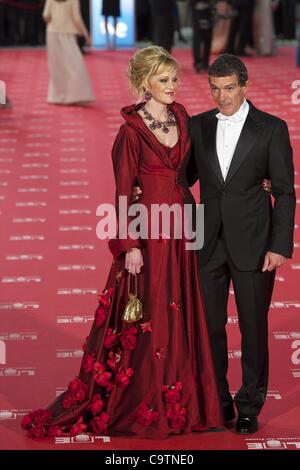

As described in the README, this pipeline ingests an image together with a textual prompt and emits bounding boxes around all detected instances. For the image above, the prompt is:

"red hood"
[119,101,190,164]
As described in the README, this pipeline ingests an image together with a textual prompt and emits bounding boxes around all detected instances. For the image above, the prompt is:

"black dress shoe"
[235,415,258,434]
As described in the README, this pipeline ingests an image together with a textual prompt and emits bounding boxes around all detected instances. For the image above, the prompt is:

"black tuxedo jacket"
[187,101,296,270]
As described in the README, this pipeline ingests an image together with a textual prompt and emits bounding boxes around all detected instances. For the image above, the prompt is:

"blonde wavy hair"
[128,46,179,97]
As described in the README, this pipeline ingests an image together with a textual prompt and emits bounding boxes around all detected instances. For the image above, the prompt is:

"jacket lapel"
[201,114,224,186]
[224,105,264,187]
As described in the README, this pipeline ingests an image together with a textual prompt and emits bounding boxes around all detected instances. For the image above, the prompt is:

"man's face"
[209,74,248,116]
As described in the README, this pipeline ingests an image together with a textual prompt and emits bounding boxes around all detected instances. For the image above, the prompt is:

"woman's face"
[147,68,178,105]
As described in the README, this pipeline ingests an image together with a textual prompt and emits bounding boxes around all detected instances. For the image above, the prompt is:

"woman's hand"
[132,186,142,201]
[262,179,272,193]
[85,35,91,47]
[125,248,143,275]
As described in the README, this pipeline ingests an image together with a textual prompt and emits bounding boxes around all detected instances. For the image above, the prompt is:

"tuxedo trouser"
[227,7,254,55]
[199,231,275,417]
[151,10,174,52]
[192,9,213,67]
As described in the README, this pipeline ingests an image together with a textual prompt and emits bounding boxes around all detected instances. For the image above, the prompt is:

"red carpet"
[0,47,299,451]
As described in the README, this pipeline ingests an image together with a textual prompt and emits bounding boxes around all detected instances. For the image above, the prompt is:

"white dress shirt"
[216,99,249,181]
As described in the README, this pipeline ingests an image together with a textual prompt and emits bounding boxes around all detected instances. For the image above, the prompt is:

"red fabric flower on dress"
[115,368,134,388]
[106,349,121,371]
[95,287,113,326]
[69,416,87,436]
[97,288,113,309]
[21,409,52,431]
[88,394,104,416]
[136,402,159,426]
[162,382,183,404]
[21,414,33,430]
[140,321,152,333]
[170,301,181,312]
[104,328,119,348]
[90,412,110,434]
[48,425,64,437]
[93,362,112,388]
[120,326,137,350]
[67,377,87,402]
[95,305,106,327]
[27,424,46,438]
[165,403,187,430]
[82,353,95,373]
[62,395,76,409]
[62,377,87,409]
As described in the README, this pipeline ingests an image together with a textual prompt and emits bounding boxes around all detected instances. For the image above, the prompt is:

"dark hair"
[208,54,248,87]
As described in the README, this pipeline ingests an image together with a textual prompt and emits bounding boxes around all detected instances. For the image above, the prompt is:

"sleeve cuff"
[108,238,142,259]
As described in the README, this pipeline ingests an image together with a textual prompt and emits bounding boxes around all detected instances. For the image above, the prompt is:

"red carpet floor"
[0,47,300,451]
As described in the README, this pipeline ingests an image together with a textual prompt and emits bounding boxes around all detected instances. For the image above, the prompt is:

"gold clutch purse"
[123,274,143,324]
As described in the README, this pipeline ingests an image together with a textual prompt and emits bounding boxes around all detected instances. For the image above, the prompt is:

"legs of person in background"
[104,16,118,50]
[0,2,5,45]
[192,10,202,70]
[226,8,239,54]
[0,96,12,109]
[192,8,213,73]
[227,6,254,56]
[173,3,187,43]
[154,17,174,52]
[235,7,254,56]
[112,16,117,50]
[104,16,110,49]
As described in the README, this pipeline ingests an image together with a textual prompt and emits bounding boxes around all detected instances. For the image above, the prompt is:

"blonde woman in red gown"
[21,46,222,439]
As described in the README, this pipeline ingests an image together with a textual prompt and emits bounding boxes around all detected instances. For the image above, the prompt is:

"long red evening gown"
[21,102,223,439]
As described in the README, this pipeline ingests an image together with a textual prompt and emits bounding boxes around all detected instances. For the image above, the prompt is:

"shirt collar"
[216,99,249,122]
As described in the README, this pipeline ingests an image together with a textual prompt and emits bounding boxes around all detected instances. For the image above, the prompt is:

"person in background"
[102,0,121,50]
[77,0,91,53]
[136,0,152,42]
[22,0,41,45]
[0,0,6,46]
[173,1,187,43]
[226,0,255,56]
[211,1,232,54]
[190,0,215,73]
[43,0,95,105]
[150,0,175,52]
[253,0,279,56]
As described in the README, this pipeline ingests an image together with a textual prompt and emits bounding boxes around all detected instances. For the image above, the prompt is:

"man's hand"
[262,251,287,272]
[262,179,272,193]
[125,248,143,275]
[133,186,142,201]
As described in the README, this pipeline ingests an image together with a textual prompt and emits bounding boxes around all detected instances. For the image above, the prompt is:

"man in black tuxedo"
[187,54,296,434]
